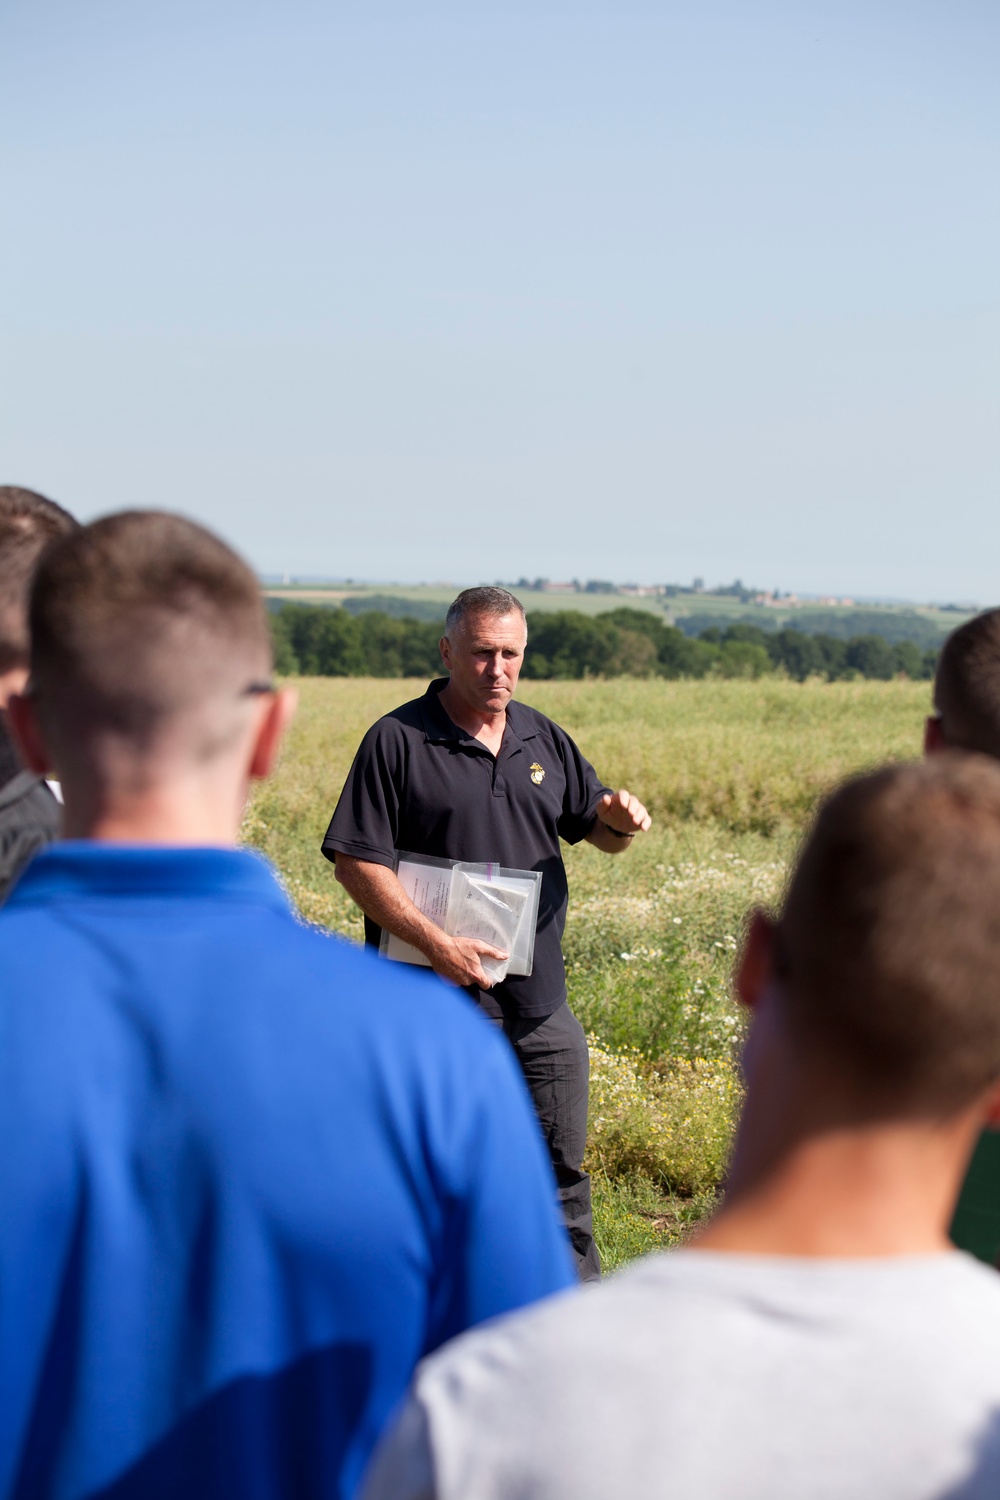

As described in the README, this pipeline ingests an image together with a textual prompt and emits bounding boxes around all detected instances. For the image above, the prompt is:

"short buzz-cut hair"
[933,609,1000,758]
[30,511,272,756]
[776,755,1000,1116]
[0,486,77,674]
[444,587,525,638]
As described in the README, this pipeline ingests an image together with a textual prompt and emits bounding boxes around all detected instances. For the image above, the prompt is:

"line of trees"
[270,604,940,682]
[674,608,946,648]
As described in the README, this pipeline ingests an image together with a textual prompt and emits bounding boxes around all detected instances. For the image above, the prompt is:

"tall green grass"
[245,676,931,1265]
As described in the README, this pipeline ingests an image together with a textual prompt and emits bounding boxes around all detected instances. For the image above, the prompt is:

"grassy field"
[244,676,932,1269]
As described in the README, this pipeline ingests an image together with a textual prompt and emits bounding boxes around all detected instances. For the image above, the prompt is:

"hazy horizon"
[259,575,982,611]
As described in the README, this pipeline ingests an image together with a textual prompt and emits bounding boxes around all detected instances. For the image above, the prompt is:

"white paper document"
[382,854,542,980]
[383,857,454,968]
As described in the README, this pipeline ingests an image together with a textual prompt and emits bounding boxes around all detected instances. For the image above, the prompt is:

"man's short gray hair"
[445,587,526,638]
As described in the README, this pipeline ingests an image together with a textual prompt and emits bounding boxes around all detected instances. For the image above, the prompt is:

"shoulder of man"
[507,697,582,750]
[363,1278,585,1500]
[235,915,524,1085]
[350,689,441,755]
[294,925,478,1022]
[379,693,429,731]
[369,1250,1000,1500]
[0,858,518,1113]
[411,1245,669,1399]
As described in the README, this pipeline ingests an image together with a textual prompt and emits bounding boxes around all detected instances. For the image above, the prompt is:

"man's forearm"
[585,788,651,853]
[586,821,636,854]
[333,854,452,964]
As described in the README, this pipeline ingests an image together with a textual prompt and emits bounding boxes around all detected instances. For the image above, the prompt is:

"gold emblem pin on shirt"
[530,762,545,785]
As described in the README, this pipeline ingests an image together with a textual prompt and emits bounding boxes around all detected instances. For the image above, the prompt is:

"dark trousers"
[480,999,601,1282]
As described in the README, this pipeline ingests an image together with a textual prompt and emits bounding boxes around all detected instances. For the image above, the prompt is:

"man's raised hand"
[598,788,652,835]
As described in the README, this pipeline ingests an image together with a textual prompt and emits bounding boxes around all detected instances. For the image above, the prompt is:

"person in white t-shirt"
[365,755,1000,1500]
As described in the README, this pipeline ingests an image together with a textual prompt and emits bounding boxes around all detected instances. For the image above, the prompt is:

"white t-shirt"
[364,1250,1000,1500]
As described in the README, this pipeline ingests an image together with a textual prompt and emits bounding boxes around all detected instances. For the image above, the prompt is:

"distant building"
[753,592,801,608]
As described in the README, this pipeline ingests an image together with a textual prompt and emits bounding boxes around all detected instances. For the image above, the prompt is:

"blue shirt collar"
[6,842,292,911]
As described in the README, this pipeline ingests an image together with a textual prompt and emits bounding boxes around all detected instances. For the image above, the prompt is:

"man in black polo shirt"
[322,586,651,1279]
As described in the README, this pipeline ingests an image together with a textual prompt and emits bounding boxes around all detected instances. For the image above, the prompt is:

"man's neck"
[437,682,506,752]
[59,770,248,846]
[693,1109,980,1258]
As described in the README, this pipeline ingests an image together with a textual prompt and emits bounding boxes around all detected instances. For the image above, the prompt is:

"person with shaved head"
[0,512,573,1500]
[367,757,1000,1500]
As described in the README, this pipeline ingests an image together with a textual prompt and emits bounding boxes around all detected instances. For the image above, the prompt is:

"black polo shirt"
[321,678,610,1019]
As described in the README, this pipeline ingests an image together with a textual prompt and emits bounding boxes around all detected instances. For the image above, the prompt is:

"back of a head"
[0,486,77,675]
[934,610,1000,759]
[30,511,272,763]
[779,755,1000,1117]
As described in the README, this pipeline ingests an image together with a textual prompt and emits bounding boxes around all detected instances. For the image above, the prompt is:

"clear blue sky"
[1,1,996,599]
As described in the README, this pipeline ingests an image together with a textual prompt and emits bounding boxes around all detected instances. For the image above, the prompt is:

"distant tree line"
[270,605,442,678]
[520,612,938,681]
[674,608,945,649]
[271,603,940,682]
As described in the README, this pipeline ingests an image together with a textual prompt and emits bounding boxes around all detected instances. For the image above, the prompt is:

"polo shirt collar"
[417,679,460,743]
[5,842,292,911]
[417,678,538,749]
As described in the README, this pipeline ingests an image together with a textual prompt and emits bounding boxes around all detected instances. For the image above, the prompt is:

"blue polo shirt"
[0,844,575,1500]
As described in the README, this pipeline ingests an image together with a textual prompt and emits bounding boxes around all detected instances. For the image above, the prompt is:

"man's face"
[440,611,527,716]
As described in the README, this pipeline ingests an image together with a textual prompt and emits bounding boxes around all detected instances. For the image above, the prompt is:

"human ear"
[735,908,778,1012]
[924,715,946,757]
[439,635,451,671]
[248,687,298,782]
[5,691,53,777]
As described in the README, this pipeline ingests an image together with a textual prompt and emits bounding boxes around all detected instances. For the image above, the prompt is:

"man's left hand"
[597,788,652,836]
